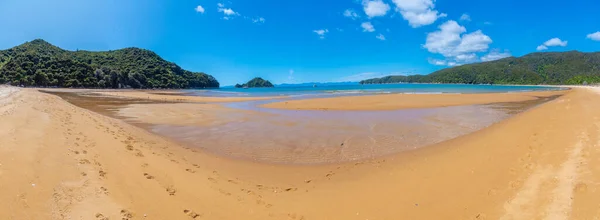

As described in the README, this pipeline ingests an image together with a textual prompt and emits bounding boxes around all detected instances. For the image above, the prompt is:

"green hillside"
[361,51,600,85]
[0,39,219,88]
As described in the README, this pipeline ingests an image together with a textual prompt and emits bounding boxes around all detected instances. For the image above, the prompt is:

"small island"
[235,77,274,88]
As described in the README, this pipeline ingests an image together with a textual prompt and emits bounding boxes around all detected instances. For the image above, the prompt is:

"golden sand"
[1,87,599,219]
[262,90,567,110]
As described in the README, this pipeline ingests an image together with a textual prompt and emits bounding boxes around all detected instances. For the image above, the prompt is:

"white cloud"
[217,3,240,19]
[456,30,493,54]
[252,17,265,23]
[343,9,360,19]
[195,5,205,13]
[483,21,493,25]
[481,49,512,62]
[424,20,494,66]
[313,29,329,39]
[454,53,478,63]
[424,20,491,57]
[361,22,375,32]
[363,0,391,18]
[428,58,447,66]
[459,13,471,22]
[392,0,447,28]
[586,31,600,41]
[544,38,568,46]
[536,37,568,51]
[376,34,386,41]
[219,8,237,16]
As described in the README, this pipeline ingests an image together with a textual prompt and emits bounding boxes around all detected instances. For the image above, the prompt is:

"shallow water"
[151,102,513,164]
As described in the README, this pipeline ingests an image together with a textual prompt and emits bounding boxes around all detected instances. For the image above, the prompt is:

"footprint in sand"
[95,213,108,220]
[325,172,335,178]
[143,173,155,179]
[166,186,177,196]
[285,188,298,192]
[98,170,107,178]
[185,169,196,173]
[100,186,109,195]
[120,209,134,219]
[183,209,202,219]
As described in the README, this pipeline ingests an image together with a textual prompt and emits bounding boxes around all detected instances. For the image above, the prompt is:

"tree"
[34,70,49,87]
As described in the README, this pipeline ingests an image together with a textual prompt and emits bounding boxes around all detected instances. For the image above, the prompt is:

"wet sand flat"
[50,90,559,164]
[3,87,600,219]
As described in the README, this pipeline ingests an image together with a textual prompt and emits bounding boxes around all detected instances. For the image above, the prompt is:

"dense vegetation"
[0,39,219,88]
[235,77,274,88]
[361,51,600,85]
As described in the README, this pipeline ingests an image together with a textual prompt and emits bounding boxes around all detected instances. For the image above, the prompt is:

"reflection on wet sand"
[45,90,560,165]
[149,103,533,164]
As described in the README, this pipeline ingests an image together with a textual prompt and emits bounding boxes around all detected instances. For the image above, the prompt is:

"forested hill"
[360,51,600,85]
[0,39,219,88]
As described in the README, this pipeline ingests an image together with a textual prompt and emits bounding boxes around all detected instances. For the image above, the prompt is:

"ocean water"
[187,83,562,97]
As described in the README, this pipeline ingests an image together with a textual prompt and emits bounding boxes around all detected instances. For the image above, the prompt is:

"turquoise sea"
[188,83,563,97]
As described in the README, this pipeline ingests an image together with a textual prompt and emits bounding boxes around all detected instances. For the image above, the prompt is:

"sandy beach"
[2,86,600,219]
[262,90,567,110]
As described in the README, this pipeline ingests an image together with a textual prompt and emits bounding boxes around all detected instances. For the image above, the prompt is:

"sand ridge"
[1,87,600,219]
[39,88,278,103]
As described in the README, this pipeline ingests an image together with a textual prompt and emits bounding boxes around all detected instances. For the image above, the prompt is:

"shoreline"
[2,86,600,219]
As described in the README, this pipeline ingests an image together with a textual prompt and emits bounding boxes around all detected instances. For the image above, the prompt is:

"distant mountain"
[361,51,600,85]
[0,39,219,88]
[235,77,274,88]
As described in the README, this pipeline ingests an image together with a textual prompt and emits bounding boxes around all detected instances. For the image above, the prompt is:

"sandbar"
[262,90,567,110]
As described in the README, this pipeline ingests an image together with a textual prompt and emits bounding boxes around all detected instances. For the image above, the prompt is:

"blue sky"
[1,0,599,86]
